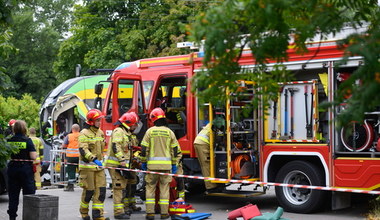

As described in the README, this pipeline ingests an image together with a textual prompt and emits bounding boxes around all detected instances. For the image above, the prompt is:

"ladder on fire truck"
[207,81,267,197]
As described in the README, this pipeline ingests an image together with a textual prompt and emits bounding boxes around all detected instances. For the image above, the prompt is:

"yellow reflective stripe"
[80,202,89,208]
[92,203,104,209]
[114,203,124,209]
[198,136,209,144]
[171,143,178,148]
[85,152,92,160]
[159,199,169,205]
[112,137,123,142]
[188,209,195,213]
[79,164,97,168]
[151,129,170,137]
[170,208,186,212]
[10,142,27,149]
[146,198,155,204]
[179,192,185,198]
[115,152,123,157]
[79,137,104,142]
[35,182,41,186]
[105,159,120,165]
[141,141,148,146]
[147,160,171,165]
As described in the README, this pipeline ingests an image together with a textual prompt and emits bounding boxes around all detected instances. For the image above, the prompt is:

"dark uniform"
[7,134,36,220]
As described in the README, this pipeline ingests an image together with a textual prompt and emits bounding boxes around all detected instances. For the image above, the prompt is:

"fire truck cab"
[95,26,380,213]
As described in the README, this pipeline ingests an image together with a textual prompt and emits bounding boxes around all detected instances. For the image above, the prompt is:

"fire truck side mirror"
[94,83,104,95]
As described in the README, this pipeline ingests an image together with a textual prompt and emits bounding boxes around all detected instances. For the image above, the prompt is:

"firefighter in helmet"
[141,108,179,220]
[78,109,109,220]
[105,112,141,219]
[5,119,16,138]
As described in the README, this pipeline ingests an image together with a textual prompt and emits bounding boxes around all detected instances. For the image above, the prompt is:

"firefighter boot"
[64,183,74,191]
[130,203,142,212]
[160,214,170,219]
[146,214,155,220]
[115,213,130,219]
[82,216,90,220]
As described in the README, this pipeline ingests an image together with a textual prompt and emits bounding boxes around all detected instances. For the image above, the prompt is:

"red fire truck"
[94,26,380,213]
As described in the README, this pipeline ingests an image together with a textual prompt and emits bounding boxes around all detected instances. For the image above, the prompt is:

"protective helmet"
[150,107,165,123]
[8,119,16,127]
[86,109,104,126]
[119,112,139,128]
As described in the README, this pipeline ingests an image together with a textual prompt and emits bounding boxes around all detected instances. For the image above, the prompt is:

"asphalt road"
[0,185,371,220]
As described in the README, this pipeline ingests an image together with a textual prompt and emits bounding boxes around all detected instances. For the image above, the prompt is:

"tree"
[54,0,217,81]
[0,0,75,101]
[190,0,380,123]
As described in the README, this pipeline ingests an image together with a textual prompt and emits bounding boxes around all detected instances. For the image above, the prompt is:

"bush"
[0,94,40,131]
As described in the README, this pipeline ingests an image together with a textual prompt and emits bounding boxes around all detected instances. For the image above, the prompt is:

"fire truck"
[94,26,380,213]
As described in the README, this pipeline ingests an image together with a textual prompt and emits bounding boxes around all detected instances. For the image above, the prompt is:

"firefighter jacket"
[65,132,80,158]
[30,135,44,164]
[105,126,132,168]
[78,126,105,171]
[140,126,179,170]
[194,123,211,145]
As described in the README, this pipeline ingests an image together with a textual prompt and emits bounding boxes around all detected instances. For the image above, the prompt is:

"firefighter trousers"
[34,164,41,190]
[145,171,172,215]
[194,143,218,190]
[124,172,139,212]
[108,168,127,216]
[79,169,107,220]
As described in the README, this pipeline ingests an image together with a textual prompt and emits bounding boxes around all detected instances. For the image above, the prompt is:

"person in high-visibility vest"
[78,109,109,220]
[194,116,225,194]
[141,108,179,220]
[29,127,44,190]
[62,124,80,191]
[105,112,140,219]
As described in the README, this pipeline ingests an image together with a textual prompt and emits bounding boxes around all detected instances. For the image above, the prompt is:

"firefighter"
[105,112,140,219]
[123,112,143,215]
[29,127,44,190]
[5,119,16,138]
[193,117,225,193]
[78,109,109,220]
[141,107,179,220]
[62,124,80,191]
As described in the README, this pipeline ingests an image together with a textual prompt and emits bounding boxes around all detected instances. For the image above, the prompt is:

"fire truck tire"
[274,160,327,213]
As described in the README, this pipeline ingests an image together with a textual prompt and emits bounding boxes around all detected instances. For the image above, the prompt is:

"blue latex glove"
[171,164,177,174]
[141,163,147,171]
[93,159,103,167]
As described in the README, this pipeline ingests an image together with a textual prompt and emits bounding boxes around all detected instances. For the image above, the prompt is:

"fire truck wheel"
[274,160,327,213]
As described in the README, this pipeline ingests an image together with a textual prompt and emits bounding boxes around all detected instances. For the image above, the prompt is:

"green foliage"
[0,94,40,131]
[0,0,75,101]
[54,0,215,81]
[190,0,379,123]
[0,132,19,168]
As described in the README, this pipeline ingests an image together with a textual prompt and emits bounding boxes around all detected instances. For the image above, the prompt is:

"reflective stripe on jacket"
[194,123,211,145]
[141,126,179,170]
